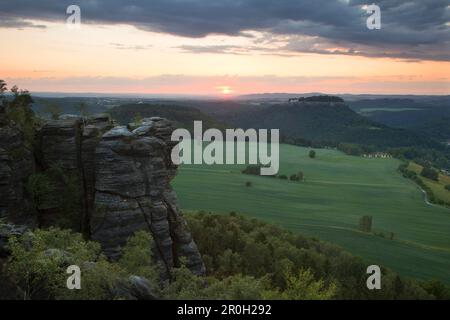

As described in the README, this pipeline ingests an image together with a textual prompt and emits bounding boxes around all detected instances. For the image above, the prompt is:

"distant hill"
[346,97,450,143]
[225,100,438,149]
[236,92,323,101]
[109,103,227,132]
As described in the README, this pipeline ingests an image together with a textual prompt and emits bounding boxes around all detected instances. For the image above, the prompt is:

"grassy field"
[407,161,450,204]
[173,143,450,283]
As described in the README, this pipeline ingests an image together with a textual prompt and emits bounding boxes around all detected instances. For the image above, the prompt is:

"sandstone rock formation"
[0,106,36,226]
[0,112,205,276]
[92,118,205,275]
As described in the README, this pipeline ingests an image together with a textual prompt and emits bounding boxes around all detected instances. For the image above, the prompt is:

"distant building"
[363,152,392,159]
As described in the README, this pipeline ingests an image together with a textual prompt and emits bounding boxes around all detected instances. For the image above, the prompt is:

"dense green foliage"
[398,163,450,207]
[224,102,438,150]
[420,167,439,181]
[5,228,103,299]
[185,212,448,299]
[0,82,37,148]
[337,142,372,156]
[347,97,450,144]
[3,229,160,300]
[4,213,449,300]
[0,226,339,300]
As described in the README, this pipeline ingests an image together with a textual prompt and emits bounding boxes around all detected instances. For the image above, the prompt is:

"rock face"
[34,117,84,228]
[91,118,205,275]
[0,113,205,276]
[0,106,36,226]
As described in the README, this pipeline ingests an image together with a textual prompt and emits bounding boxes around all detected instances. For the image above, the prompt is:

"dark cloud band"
[0,0,448,61]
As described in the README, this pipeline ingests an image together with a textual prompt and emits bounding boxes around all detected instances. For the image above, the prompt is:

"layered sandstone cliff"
[0,110,205,276]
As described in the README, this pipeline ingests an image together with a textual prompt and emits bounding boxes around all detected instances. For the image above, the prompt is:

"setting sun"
[218,86,234,95]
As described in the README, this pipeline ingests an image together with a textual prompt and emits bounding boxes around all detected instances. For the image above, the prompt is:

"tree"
[445,185,450,191]
[133,113,143,125]
[309,150,316,159]
[359,216,372,232]
[263,268,336,300]
[3,84,36,146]
[245,181,252,187]
[0,80,7,97]
[421,280,450,300]
[420,167,439,181]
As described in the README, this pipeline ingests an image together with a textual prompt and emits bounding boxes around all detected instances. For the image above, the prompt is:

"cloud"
[0,0,449,61]
[0,14,46,29]
[110,43,153,50]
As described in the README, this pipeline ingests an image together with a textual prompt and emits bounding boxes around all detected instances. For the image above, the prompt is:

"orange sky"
[1,20,449,96]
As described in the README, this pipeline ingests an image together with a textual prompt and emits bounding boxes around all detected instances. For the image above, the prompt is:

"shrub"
[241,165,262,176]
[421,167,439,181]
[5,229,160,300]
[5,228,102,300]
[118,231,160,285]
[309,150,316,159]
[263,268,336,300]
[289,171,304,182]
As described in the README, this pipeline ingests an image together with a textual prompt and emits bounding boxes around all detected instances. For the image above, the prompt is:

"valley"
[173,143,450,283]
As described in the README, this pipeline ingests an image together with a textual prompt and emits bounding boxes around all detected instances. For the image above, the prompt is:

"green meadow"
[173,143,450,283]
